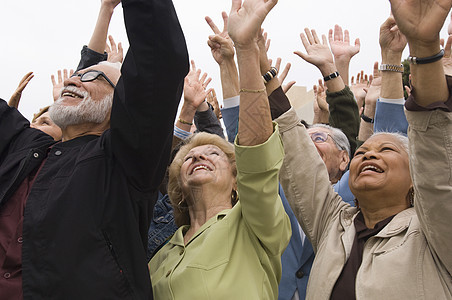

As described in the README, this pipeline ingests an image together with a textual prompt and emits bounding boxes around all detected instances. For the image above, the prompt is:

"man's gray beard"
[49,87,113,129]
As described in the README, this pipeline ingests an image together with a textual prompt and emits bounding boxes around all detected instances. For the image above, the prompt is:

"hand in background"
[275,58,296,93]
[8,72,34,108]
[183,60,213,113]
[350,70,369,110]
[106,35,123,64]
[206,12,235,65]
[206,89,222,120]
[51,69,74,102]
[364,62,381,111]
[313,79,329,124]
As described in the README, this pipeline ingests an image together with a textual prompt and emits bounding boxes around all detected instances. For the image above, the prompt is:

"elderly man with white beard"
[0,0,188,299]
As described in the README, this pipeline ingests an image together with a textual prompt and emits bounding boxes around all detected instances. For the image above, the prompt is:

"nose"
[191,152,207,162]
[362,150,377,160]
[63,74,82,87]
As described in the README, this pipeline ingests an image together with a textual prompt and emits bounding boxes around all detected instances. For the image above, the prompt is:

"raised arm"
[374,15,408,134]
[206,12,240,100]
[358,62,381,141]
[228,0,275,145]
[390,0,452,274]
[391,0,449,104]
[76,0,120,71]
[110,0,188,191]
[328,24,360,86]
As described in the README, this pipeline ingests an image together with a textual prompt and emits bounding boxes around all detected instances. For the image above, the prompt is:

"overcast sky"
[1,0,449,120]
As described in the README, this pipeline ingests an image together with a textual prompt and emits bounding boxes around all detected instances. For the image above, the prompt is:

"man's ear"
[339,150,350,172]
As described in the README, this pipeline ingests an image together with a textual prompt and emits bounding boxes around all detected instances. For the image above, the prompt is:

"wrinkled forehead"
[360,133,408,154]
[307,127,332,135]
[187,144,222,155]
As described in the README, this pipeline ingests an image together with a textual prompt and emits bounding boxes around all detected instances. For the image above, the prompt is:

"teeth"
[193,165,209,172]
[62,92,81,98]
[362,165,383,173]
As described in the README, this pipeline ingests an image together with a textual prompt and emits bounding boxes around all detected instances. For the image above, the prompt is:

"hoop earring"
[354,198,360,209]
[177,199,188,212]
[231,189,238,204]
[408,187,414,207]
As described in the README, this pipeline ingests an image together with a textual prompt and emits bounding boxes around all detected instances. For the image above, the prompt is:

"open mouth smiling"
[190,164,212,175]
[61,91,84,99]
[359,163,384,175]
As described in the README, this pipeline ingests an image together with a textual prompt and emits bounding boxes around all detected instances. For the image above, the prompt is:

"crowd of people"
[1,0,451,299]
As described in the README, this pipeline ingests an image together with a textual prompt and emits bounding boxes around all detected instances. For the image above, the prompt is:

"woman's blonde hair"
[168,132,237,226]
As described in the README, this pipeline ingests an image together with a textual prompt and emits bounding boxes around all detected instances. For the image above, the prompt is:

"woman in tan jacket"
[276,0,452,298]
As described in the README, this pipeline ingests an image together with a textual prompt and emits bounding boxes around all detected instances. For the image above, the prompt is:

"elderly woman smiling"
[275,1,452,299]
[149,0,291,298]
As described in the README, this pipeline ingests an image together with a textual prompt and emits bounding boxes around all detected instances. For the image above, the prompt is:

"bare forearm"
[88,3,115,54]
[335,58,350,86]
[219,58,240,99]
[237,45,273,146]
[319,62,346,93]
[409,43,448,105]
[381,52,404,99]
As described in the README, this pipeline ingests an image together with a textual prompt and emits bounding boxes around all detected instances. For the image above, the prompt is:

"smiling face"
[349,134,412,200]
[48,64,120,129]
[180,144,236,194]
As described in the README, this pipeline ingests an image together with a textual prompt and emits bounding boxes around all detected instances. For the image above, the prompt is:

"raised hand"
[328,24,360,85]
[379,15,407,55]
[275,57,296,93]
[206,12,235,65]
[364,62,382,108]
[390,0,451,50]
[51,69,74,102]
[313,79,329,124]
[206,89,222,120]
[228,0,278,48]
[329,25,360,61]
[295,28,335,71]
[350,70,369,110]
[183,60,213,112]
[106,35,123,64]
[8,72,34,108]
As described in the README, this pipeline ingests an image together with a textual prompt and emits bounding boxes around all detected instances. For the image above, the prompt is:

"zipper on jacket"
[102,231,133,296]
[102,231,124,274]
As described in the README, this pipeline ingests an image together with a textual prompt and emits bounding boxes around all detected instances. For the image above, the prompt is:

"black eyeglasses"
[309,131,344,150]
[71,70,116,89]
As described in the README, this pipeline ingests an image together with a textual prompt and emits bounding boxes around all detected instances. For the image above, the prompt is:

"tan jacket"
[275,108,452,299]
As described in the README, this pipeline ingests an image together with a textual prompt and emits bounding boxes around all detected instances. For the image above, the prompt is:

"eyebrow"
[357,142,399,151]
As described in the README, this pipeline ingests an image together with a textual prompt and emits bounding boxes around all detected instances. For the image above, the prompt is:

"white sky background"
[0,0,449,121]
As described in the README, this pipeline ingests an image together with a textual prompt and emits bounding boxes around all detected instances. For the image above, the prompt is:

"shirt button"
[33,153,39,158]
[296,270,304,278]
[55,150,62,156]
[4,272,11,279]
[17,237,23,243]
[179,250,184,255]
[166,270,171,277]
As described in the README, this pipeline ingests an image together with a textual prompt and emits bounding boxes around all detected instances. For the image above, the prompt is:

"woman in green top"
[149,0,291,298]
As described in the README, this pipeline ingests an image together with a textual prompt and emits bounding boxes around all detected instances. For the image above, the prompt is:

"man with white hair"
[0,0,188,299]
